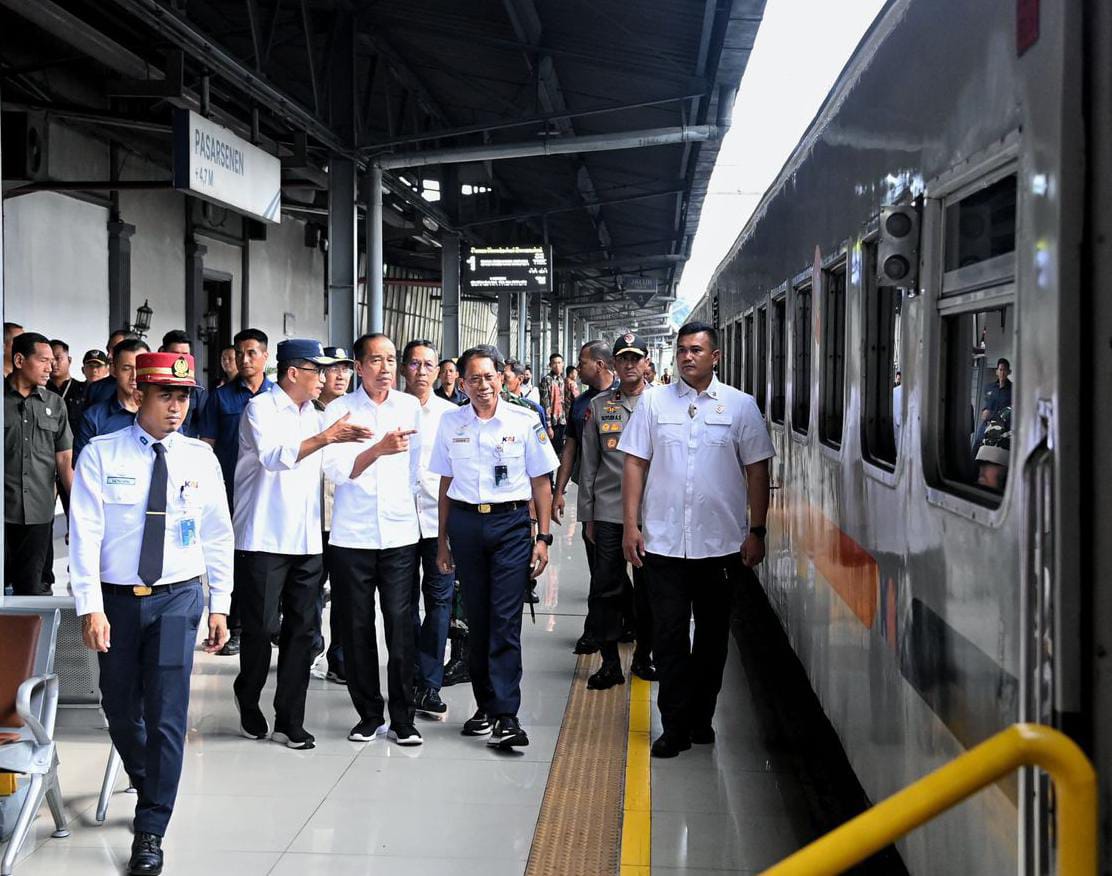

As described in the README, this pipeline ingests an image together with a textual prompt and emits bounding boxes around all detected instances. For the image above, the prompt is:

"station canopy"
[0,0,765,337]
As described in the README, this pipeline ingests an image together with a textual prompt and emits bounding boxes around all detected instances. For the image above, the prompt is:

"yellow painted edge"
[620,676,653,869]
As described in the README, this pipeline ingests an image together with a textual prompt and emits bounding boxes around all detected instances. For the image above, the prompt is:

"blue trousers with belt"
[446,506,532,717]
[98,580,203,837]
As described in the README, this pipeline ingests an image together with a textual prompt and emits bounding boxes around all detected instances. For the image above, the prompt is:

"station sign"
[465,245,553,293]
[172,109,282,224]
[620,275,658,308]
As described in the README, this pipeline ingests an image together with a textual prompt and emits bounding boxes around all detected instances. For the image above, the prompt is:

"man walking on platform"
[324,333,424,746]
[620,322,774,758]
[70,351,232,876]
[75,338,150,459]
[538,353,566,456]
[232,339,372,750]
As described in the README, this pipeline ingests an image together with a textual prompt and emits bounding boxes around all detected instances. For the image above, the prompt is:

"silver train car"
[689,0,1111,872]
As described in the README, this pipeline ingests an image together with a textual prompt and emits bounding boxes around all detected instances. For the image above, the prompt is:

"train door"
[202,272,232,388]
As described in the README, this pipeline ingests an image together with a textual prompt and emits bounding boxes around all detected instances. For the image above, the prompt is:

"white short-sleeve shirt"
[429,398,559,503]
[617,375,774,559]
[412,392,458,538]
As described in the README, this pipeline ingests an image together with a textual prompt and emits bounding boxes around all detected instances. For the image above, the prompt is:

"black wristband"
[750,525,767,539]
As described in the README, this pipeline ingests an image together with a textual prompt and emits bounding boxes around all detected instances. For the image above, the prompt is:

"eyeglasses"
[405,360,438,372]
[293,365,325,377]
[464,373,500,387]
[325,365,353,377]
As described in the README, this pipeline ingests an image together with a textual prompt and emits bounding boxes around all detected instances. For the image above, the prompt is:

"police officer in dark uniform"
[70,352,233,875]
[430,345,558,748]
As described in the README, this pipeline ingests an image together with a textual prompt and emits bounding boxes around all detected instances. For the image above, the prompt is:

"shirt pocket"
[102,482,145,525]
[449,438,475,459]
[658,414,686,445]
[703,413,734,446]
[499,441,525,474]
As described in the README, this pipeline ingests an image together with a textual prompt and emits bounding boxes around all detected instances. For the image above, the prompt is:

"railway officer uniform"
[430,378,558,747]
[69,352,233,875]
[619,366,774,756]
[578,334,656,688]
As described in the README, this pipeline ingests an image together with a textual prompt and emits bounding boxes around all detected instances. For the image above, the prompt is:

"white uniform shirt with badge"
[233,383,324,554]
[69,424,234,616]
[617,375,774,560]
[411,392,458,538]
[429,398,559,503]
[322,387,422,550]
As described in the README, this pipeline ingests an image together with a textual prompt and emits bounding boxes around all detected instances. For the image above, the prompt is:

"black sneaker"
[587,661,625,690]
[272,727,315,750]
[461,709,493,736]
[234,697,269,740]
[487,716,529,748]
[388,724,424,746]
[650,734,691,758]
[573,634,599,655]
[127,831,163,875]
[326,665,347,685]
[630,655,658,681]
[348,720,386,742]
[690,725,716,745]
[217,633,240,656]
[415,688,449,721]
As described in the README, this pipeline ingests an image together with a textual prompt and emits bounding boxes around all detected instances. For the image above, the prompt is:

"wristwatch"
[535,533,554,546]
[750,525,767,539]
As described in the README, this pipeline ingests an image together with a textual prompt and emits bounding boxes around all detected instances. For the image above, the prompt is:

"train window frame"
[791,272,813,438]
[770,287,788,426]
[755,305,768,414]
[819,255,848,451]
[861,235,903,476]
[732,319,744,388]
[743,309,755,396]
[923,156,1019,517]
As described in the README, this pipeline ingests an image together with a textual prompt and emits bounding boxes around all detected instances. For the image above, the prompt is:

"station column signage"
[172,109,282,224]
[464,245,553,293]
[620,275,658,308]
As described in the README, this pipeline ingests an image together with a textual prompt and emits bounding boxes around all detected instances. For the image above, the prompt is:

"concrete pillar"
[529,290,543,370]
[497,292,512,358]
[108,220,136,333]
[549,301,561,364]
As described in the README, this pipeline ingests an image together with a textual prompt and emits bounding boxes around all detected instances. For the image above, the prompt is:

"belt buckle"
[478,503,492,514]
[132,585,153,597]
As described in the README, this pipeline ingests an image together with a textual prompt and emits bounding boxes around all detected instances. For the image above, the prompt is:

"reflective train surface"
[689,0,1111,873]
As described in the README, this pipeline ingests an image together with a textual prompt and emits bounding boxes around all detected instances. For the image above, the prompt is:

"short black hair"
[12,332,49,360]
[107,328,134,344]
[49,339,69,353]
[4,322,23,340]
[549,352,563,363]
[438,358,456,369]
[458,344,505,378]
[996,358,1011,370]
[677,321,719,349]
[113,338,150,358]
[402,338,437,364]
[161,329,192,351]
[221,344,236,354]
[353,332,391,361]
[503,358,526,378]
[233,328,268,348]
[581,340,614,368]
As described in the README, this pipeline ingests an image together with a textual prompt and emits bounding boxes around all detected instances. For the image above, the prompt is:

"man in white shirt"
[323,333,424,746]
[400,338,458,720]
[620,321,775,759]
[232,339,372,750]
[431,345,558,749]
[70,352,232,876]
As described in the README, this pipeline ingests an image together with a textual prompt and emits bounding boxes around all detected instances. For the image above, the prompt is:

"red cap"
[135,352,200,388]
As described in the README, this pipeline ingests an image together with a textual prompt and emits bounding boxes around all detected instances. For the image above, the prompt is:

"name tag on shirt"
[106,475,137,486]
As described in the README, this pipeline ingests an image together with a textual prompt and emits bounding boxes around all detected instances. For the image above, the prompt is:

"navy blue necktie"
[138,443,167,586]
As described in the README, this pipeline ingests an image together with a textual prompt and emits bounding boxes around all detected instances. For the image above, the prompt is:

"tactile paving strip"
[525,647,633,876]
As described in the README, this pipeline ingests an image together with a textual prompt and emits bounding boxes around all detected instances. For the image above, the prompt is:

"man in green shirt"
[4,331,73,595]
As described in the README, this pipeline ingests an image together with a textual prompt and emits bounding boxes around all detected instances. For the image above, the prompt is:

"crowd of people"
[2,317,771,876]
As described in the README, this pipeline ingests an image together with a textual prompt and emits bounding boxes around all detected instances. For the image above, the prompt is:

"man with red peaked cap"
[69,351,234,876]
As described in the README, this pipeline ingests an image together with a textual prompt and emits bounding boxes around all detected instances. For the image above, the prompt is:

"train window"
[820,264,847,448]
[862,241,902,468]
[756,306,768,413]
[743,313,754,395]
[943,174,1017,274]
[771,296,787,423]
[792,283,812,434]
[732,321,743,387]
[939,304,1014,503]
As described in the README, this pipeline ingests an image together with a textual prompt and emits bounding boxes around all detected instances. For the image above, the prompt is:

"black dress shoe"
[218,633,240,656]
[650,734,692,758]
[573,634,600,655]
[690,725,716,745]
[128,832,164,875]
[587,661,625,690]
[629,655,658,681]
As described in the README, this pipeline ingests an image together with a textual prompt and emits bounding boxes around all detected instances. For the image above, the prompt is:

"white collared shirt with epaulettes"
[617,375,775,560]
[429,397,559,504]
[322,387,422,550]
[233,383,324,554]
[69,424,234,616]
[411,392,458,539]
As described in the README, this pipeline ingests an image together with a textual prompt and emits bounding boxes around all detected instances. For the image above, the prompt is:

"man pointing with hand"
[323,333,426,746]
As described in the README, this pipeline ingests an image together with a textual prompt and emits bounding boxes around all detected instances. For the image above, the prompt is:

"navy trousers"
[311,536,344,672]
[410,537,454,692]
[588,521,653,657]
[98,580,204,837]
[447,506,532,718]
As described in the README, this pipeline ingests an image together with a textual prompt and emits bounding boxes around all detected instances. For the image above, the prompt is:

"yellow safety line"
[620,675,652,875]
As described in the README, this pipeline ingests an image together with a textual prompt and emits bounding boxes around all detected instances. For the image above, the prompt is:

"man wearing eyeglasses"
[323,333,425,746]
[231,339,373,750]
[401,339,458,720]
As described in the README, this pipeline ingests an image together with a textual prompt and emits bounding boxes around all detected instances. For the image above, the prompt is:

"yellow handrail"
[761,723,1097,876]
